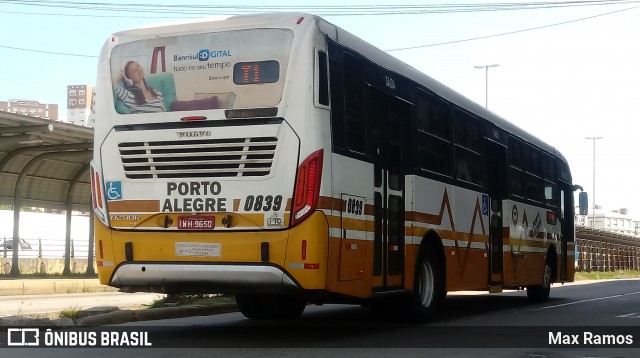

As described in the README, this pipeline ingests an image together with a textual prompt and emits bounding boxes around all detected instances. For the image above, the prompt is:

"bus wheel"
[235,294,268,319]
[408,250,444,322]
[266,295,306,320]
[526,261,551,302]
[235,294,306,320]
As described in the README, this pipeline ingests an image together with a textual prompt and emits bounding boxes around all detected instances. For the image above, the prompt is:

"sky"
[1,0,639,215]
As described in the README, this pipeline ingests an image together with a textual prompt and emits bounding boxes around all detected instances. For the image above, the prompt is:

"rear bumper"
[111,262,299,294]
[96,211,330,294]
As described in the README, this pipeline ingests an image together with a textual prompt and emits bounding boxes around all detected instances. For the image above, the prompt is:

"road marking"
[616,312,640,318]
[533,291,640,310]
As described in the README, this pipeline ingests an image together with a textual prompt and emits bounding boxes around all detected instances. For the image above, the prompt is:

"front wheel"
[406,250,445,322]
[526,262,551,302]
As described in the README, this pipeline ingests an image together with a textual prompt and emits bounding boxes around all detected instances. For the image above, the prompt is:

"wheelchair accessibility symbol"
[481,194,489,216]
[105,181,122,201]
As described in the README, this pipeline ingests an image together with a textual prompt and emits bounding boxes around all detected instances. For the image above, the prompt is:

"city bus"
[91,13,582,321]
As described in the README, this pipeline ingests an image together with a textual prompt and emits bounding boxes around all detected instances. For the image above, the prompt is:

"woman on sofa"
[113,61,166,113]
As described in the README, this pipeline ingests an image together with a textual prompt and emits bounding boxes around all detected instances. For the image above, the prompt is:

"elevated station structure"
[0,111,93,276]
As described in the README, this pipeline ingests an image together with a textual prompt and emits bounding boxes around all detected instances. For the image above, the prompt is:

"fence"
[0,236,93,275]
[575,226,640,272]
[1,236,90,260]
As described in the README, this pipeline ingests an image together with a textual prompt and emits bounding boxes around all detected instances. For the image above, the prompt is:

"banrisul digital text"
[162,181,226,212]
[173,49,232,62]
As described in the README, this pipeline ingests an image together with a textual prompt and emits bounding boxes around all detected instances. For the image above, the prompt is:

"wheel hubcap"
[543,264,551,288]
[418,261,435,307]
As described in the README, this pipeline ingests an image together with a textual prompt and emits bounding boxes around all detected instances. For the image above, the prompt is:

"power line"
[0,44,97,58]
[1,0,640,16]
[0,1,638,57]
[1,9,191,18]
[387,4,640,51]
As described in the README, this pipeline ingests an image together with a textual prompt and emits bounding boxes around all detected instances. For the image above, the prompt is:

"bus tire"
[408,249,444,322]
[526,261,552,303]
[235,294,306,320]
[264,295,307,320]
[235,294,268,319]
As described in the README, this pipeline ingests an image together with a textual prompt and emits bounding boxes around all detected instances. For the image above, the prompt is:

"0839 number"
[244,195,283,212]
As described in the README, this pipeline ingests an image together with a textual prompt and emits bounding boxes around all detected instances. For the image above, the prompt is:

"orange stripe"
[407,211,443,225]
[341,217,369,231]
[108,200,160,212]
[318,196,343,211]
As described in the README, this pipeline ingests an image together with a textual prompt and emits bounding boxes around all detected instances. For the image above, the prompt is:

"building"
[66,85,94,127]
[576,207,640,237]
[0,99,58,121]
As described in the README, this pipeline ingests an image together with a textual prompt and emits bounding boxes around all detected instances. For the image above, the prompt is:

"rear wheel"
[527,261,552,302]
[235,294,306,320]
[235,294,268,319]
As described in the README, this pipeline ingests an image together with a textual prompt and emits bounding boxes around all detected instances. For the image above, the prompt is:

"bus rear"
[91,14,330,313]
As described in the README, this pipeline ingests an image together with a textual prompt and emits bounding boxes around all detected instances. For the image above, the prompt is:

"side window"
[328,56,346,151]
[560,189,565,220]
[415,92,452,177]
[343,53,366,153]
[453,109,484,186]
[317,51,329,106]
[542,153,557,207]
[508,136,523,198]
[523,144,543,203]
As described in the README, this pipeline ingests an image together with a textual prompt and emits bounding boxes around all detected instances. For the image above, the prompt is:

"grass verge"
[59,306,81,320]
[575,270,640,280]
[145,294,236,309]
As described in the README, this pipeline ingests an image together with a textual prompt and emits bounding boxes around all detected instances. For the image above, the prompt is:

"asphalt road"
[3,279,640,357]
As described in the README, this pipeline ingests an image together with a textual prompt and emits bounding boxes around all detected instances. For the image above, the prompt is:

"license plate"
[177,215,215,230]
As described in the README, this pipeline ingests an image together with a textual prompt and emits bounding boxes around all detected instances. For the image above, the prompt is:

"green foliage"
[575,270,640,280]
[145,294,235,309]
[59,307,80,320]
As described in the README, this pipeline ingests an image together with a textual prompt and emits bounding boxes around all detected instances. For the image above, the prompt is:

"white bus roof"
[110,12,569,166]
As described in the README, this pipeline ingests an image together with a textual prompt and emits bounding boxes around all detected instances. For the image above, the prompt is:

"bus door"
[558,182,572,281]
[369,87,408,290]
[486,139,508,289]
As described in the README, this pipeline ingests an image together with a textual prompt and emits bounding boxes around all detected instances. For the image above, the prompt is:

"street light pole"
[586,136,603,227]
[474,64,500,108]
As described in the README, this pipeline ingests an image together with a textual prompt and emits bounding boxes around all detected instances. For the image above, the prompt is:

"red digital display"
[233,60,279,85]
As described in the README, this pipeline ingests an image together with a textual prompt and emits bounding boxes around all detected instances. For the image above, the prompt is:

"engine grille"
[118,137,277,179]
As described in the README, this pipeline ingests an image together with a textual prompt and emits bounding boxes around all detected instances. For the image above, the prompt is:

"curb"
[75,303,238,326]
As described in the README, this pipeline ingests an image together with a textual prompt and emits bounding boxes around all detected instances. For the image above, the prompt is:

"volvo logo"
[177,130,211,138]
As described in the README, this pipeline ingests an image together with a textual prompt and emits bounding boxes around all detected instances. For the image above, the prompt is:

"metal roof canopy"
[576,226,640,248]
[0,111,94,276]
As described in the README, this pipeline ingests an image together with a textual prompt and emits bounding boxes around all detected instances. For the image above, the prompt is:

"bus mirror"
[578,192,588,215]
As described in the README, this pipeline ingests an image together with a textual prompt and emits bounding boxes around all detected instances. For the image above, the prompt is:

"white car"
[0,238,32,251]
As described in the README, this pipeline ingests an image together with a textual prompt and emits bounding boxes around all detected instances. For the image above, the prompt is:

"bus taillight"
[291,149,323,226]
[90,167,97,209]
[92,170,104,209]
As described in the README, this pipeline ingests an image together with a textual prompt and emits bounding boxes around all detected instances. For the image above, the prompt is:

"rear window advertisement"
[110,29,293,114]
